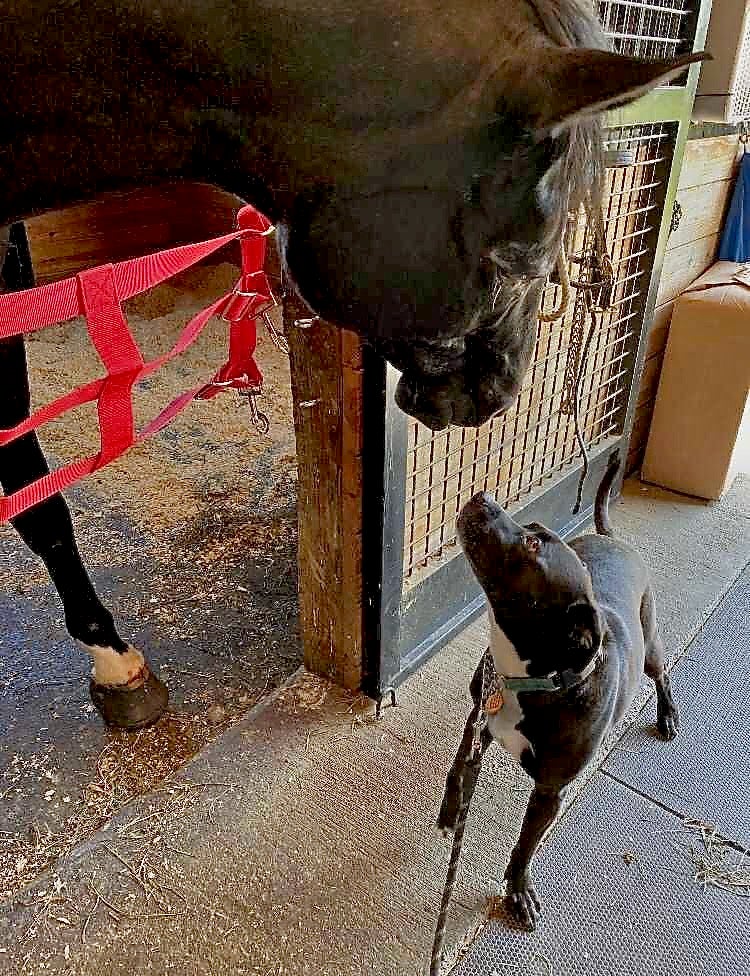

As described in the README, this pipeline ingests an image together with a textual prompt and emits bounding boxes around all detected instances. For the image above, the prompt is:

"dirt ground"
[0,262,302,903]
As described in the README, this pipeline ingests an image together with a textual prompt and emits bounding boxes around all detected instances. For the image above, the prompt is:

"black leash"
[429,769,476,976]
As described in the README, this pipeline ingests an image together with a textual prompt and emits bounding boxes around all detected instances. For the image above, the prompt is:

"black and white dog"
[437,455,679,929]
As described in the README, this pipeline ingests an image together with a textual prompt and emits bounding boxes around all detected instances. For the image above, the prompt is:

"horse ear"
[529,49,709,134]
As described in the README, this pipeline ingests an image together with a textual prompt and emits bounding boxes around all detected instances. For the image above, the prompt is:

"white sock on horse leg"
[78,642,146,687]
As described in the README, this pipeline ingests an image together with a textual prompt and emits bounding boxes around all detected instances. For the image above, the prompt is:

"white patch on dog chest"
[486,617,534,764]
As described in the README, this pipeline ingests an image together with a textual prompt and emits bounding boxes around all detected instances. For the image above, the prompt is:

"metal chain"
[556,199,615,512]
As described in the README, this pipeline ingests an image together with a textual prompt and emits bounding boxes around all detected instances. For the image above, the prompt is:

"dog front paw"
[505,871,542,930]
[657,705,680,741]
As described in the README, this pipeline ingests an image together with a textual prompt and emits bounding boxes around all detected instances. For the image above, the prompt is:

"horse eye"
[479,252,494,274]
[523,535,541,554]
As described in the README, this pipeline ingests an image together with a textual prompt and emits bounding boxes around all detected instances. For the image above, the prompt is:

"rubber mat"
[604,567,750,848]
[452,774,750,976]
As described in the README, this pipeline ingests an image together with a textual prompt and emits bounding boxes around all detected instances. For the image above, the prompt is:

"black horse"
[0,0,700,725]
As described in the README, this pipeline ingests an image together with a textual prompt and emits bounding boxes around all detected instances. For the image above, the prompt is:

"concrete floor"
[0,475,748,976]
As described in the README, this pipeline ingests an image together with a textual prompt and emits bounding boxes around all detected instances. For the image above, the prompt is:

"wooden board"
[24,183,242,283]
[668,179,733,250]
[655,232,720,307]
[677,136,742,191]
[286,297,366,690]
[627,134,740,472]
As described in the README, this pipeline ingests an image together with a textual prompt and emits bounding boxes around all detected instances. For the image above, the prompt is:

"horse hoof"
[89,665,169,730]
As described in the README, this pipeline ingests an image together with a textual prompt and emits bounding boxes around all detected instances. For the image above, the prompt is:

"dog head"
[457,492,604,676]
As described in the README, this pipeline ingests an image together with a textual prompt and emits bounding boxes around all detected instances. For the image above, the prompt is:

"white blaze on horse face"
[77,642,145,687]
[487,614,535,763]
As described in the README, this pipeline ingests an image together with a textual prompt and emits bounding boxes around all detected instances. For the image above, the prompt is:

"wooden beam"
[656,232,719,306]
[677,135,741,190]
[24,183,242,282]
[286,295,366,690]
[670,179,734,250]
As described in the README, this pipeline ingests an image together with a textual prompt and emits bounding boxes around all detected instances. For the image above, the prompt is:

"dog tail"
[594,451,621,537]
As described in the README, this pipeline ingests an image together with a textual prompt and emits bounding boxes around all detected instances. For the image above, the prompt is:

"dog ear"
[566,601,602,654]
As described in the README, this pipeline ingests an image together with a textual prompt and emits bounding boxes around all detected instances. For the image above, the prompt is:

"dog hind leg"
[640,586,679,740]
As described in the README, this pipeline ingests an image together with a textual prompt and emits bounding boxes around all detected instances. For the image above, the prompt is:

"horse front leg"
[0,223,167,729]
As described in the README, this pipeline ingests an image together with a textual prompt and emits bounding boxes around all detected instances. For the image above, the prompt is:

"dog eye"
[523,535,541,554]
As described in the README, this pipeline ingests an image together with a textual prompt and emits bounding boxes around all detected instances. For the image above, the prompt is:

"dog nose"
[458,492,500,528]
[469,491,495,510]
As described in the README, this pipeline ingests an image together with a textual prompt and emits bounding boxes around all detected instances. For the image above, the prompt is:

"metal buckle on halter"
[223,270,274,322]
[222,289,261,322]
[294,316,320,330]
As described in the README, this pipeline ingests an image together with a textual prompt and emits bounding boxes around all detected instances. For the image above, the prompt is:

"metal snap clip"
[239,387,270,435]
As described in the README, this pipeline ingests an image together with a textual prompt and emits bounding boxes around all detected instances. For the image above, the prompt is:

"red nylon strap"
[0,205,273,522]
[198,207,271,398]
[79,265,142,464]
[0,228,249,339]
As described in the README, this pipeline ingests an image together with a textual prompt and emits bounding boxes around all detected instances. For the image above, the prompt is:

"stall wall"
[24,183,240,283]
[627,134,741,473]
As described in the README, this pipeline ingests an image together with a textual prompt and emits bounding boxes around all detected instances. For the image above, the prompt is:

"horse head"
[279,39,704,430]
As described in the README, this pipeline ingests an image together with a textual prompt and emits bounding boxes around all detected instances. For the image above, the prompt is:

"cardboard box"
[642,262,750,500]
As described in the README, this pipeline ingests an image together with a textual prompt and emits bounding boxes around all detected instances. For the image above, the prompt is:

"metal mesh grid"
[402,122,676,585]
[598,0,696,64]
[729,16,750,122]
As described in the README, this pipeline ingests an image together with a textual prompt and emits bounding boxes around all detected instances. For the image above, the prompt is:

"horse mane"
[527,0,608,254]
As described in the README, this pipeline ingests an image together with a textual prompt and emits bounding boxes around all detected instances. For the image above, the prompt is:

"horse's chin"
[394,370,516,430]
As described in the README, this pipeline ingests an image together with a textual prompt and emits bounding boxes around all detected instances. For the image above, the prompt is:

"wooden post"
[286,295,366,690]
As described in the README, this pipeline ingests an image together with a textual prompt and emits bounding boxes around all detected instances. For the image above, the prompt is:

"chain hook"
[238,386,270,435]
[262,310,290,354]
